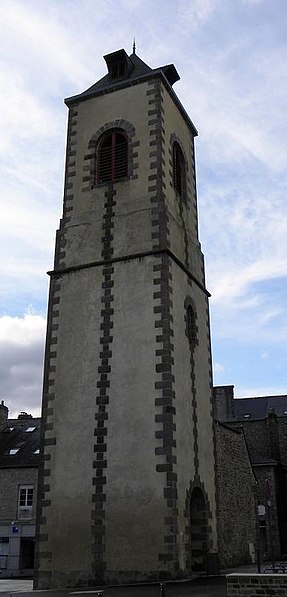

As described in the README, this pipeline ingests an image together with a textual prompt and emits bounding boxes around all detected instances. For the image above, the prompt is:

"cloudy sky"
[1,0,286,417]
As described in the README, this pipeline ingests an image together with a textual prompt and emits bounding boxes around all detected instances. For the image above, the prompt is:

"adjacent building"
[214,386,287,561]
[0,401,40,577]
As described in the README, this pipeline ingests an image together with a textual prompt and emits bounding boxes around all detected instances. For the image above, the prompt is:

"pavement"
[0,564,268,597]
[0,576,227,597]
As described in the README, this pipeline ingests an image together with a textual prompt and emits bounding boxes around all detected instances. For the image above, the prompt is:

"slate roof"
[65,51,179,105]
[234,395,287,421]
[64,48,198,136]
[0,416,40,468]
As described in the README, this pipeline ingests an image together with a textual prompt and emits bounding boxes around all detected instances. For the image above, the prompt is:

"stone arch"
[82,119,137,191]
[169,132,190,204]
[185,479,214,575]
[170,133,189,173]
[184,296,199,348]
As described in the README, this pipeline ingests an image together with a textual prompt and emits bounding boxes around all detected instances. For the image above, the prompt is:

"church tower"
[35,48,218,588]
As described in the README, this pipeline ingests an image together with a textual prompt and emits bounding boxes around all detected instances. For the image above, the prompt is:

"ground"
[0,577,227,597]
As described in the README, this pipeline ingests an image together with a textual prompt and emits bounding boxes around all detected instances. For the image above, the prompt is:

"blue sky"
[0,0,287,416]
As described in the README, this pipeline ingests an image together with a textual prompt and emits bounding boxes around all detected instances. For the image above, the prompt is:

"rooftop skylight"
[25,427,36,433]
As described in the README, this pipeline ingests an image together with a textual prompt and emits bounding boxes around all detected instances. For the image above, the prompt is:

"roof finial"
[133,38,136,54]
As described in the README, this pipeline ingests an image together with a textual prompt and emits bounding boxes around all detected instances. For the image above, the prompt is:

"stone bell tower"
[35,48,218,588]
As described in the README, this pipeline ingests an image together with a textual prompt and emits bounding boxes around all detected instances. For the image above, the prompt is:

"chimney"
[18,412,33,420]
[0,400,9,431]
[213,385,235,422]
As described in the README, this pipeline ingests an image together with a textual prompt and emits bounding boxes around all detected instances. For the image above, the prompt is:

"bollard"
[160,582,166,597]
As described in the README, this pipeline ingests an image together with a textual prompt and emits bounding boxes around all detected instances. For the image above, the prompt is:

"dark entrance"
[190,487,208,574]
[19,537,35,570]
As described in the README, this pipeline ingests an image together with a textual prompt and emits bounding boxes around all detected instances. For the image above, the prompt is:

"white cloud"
[0,0,286,407]
[214,363,225,373]
[0,67,57,153]
[0,1,92,86]
[0,313,45,418]
[0,313,45,345]
[176,0,215,32]
[235,385,287,399]
[210,259,287,305]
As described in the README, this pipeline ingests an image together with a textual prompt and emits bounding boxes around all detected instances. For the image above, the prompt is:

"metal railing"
[264,562,287,574]
[87,582,167,596]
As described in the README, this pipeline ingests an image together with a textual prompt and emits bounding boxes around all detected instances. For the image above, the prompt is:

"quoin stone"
[34,48,218,588]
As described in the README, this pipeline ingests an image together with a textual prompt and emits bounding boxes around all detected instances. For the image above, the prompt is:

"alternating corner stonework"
[35,48,218,589]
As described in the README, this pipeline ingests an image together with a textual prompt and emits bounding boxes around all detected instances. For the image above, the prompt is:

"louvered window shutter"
[97,131,128,183]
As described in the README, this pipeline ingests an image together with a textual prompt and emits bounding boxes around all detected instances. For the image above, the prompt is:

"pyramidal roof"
[65,48,180,105]
[65,48,197,136]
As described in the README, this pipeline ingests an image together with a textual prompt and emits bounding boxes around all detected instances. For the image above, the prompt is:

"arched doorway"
[190,487,208,574]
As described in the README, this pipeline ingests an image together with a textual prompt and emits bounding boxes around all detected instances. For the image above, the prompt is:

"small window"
[33,449,40,454]
[25,427,36,433]
[244,414,251,419]
[97,130,128,184]
[18,486,34,520]
[173,141,185,197]
[187,304,196,345]
[9,448,19,455]
[111,61,126,80]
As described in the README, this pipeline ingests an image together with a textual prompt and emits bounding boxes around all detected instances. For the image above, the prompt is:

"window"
[173,141,185,197]
[0,538,9,569]
[25,427,36,433]
[18,486,33,520]
[9,448,19,455]
[97,130,128,184]
[111,61,126,80]
[187,304,196,345]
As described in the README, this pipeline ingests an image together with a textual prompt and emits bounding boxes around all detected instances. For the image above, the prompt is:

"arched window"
[173,141,185,197]
[187,304,197,346]
[97,130,128,183]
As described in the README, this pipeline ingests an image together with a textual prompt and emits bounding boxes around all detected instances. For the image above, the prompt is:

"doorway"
[190,487,208,573]
[19,537,35,570]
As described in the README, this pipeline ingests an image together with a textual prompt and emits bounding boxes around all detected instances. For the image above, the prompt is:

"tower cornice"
[65,71,198,137]
[47,248,210,297]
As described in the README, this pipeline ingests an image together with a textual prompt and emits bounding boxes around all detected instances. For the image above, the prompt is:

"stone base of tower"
[35,566,186,590]
[35,559,220,590]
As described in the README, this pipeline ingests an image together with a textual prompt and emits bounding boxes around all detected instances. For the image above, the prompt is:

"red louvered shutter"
[97,131,128,183]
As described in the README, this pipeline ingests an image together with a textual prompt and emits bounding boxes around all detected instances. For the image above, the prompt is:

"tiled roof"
[234,395,287,421]
[0,418,40,468]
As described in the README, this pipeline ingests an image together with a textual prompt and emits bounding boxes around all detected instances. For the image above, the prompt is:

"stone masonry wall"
[215,423,257,568]
[0,468,38,522]
[227,573,287,596]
